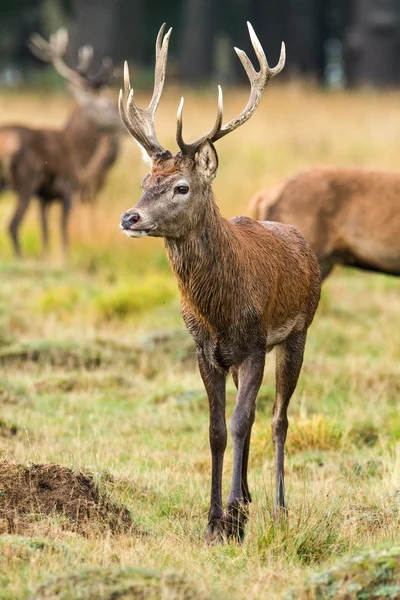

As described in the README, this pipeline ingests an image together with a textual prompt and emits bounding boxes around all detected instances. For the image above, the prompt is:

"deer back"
[255,166,400,274]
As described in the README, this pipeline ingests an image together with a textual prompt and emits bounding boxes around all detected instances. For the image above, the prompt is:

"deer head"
[28,28,121,132]
[119,23,285,239]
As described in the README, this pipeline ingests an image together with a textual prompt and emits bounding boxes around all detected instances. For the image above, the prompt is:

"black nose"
[121,212,140,225]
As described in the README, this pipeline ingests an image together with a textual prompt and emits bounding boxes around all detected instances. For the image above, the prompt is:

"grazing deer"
[0,29,122,257]
[250,167,400,280]
[119,24,321,542]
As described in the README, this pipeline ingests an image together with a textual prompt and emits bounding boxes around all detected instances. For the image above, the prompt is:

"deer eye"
[174,185,189,195]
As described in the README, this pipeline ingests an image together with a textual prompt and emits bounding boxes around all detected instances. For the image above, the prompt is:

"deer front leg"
[232,366,252,505]
[197,348,227,545]
[39,199,50,257]
[241,430,253,505]
[226,354,265,541]
[272,330,306,519]
[9,192,31,257]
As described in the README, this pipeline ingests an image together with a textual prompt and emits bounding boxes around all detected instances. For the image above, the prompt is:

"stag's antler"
[176,22,286,156]
[118,23,172,157]
[28,28,114,90]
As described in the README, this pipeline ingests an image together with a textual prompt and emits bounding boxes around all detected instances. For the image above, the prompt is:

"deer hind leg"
[9,192,31,257]
[61,194,72,256]
[226,354,265,541]
[39,199,50,257]
[272,330,306,520]
[197,348,227,545]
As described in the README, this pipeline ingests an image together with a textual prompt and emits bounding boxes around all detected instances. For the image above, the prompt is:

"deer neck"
[78,135,119,201]
[165,191,238,330]
[63,105,101,165]
[63,105,119,200]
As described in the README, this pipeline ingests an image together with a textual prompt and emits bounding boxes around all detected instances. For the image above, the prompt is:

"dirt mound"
[286,546,400,599]
[30,566,210,600]
[0,462,136,536]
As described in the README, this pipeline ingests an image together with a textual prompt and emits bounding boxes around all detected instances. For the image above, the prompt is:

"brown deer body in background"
[119,24,321,542]
[250,167,400,280]
[0,29,122,257]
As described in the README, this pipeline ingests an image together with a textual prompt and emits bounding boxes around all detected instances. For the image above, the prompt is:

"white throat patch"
[122,229,149,238]
[120,224,150,238]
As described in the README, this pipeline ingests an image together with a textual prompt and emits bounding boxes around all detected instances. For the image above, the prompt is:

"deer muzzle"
[120,210,156,238]
[120,211,140,227]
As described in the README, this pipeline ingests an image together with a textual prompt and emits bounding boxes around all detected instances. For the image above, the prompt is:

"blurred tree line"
[0,0,399,87]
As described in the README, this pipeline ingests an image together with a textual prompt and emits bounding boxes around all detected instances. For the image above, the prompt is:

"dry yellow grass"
[0,85,400,599]
[2,83,400,261]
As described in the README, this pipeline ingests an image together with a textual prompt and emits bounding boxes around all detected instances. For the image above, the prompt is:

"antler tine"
[76,45,112,89]
[270,41,286,76]
[176,86,223,155]
[120,67,164,154]
[148,23,172,115]
[119,88,150,150]
[123,60,131,96]
[51,28,69,57]
[123,63,144,127]
[28,34,52,62]
[29,46,51,62]
[214,23,285,141]
[176,22,285,155]
[77,45,94,74]
[28,28,88,89]
[86,56,115,88]
[119,24,172,157]
[125,23,171,124]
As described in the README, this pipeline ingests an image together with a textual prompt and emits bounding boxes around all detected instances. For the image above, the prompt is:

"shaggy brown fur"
[121,143,321,543]
[120,21,320,544]
[250,166,400,280]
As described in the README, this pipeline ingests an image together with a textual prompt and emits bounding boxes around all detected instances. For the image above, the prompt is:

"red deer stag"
[0,28,122,257]
[119,24,321,542]
[250,167,400,280]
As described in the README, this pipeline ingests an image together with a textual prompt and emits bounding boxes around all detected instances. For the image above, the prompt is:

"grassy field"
[1,86,400,599]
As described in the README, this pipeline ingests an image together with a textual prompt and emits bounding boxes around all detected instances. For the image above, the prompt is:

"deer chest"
[181,306,264,371]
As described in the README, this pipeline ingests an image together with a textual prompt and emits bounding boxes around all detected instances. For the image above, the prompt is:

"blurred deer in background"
[119,24,321,542]
[0,28,123,257]
[250,167,400,280]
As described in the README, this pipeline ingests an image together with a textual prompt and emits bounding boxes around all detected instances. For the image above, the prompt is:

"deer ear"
[197,140,218,180]
[135,140,153,166]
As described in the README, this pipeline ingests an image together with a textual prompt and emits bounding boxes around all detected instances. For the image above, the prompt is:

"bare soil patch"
[0,462,136,536]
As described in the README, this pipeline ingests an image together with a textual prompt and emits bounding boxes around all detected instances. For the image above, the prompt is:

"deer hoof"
[205,518,226,545]
[225,501,249,543]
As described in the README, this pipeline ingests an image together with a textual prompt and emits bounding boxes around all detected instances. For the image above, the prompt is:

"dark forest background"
[0,0,400,88]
